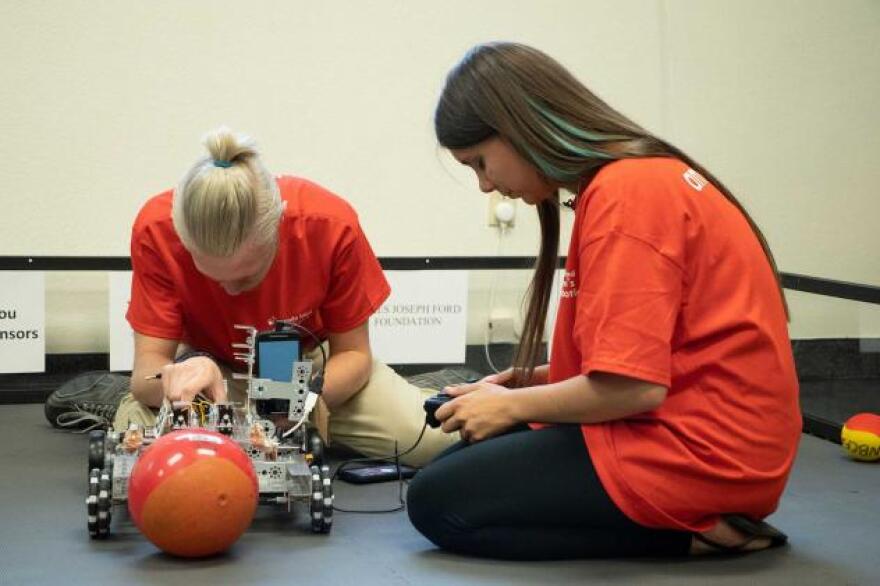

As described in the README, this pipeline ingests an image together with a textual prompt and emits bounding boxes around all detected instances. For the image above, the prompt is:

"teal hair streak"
[526,149,582,183]
[519,98,625,178]
[549,130,615,161]
[527,97,628,142]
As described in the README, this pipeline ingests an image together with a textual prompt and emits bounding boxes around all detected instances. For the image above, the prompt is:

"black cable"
[271,318,431,514]
[331,422,429,514]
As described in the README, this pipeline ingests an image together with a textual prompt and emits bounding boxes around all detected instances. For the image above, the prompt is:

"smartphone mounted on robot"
[254,321,302,417]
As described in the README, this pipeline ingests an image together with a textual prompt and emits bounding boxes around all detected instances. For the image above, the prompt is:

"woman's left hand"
[436,381,520,442]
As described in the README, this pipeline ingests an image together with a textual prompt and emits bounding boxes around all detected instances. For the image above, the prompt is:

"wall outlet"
[489,308,517,341]
[488,192,516,228]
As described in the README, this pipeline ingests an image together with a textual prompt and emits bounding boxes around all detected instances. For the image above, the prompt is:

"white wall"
[660,0,880,339]
[0,0,877,352]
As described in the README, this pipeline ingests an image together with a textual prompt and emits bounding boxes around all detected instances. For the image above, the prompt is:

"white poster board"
[0,272,45,373]
[108,271,134,372]
[108,269,469,367]
[369,271,469,364]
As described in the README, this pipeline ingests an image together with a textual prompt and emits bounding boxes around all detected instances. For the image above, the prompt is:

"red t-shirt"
[549,158,801,532]
[126,175,390,367]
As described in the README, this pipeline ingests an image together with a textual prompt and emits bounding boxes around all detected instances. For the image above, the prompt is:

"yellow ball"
[841,413,880,462]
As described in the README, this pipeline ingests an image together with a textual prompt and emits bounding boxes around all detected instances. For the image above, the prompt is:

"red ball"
[128,429,258,557]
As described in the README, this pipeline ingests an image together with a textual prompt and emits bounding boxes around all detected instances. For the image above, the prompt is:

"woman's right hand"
[480,364,549,388]
[160,356,227,403]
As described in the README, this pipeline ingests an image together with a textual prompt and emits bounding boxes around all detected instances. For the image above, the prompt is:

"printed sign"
[0,272,45,373]
[369,271,469,364]
[108,270,469,367]
[108,272,134,372]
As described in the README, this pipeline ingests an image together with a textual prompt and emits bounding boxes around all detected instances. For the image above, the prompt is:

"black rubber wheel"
[88,430,105,473]
[309,465,323,533]
[308,429,324,467]
[320,465,333,533]
[96,469,113,538]
[87,468,100,538]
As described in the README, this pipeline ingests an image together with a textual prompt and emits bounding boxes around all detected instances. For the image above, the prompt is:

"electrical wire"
[484,221,509,374]
[271,315,430,514]
[330,422,429,514]
[262,319,424,513]
[270,319,328,386]
[267,319,328,440]
[191,394,213,425]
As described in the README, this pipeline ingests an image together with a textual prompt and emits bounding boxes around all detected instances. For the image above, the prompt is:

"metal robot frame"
[86,324,333,539]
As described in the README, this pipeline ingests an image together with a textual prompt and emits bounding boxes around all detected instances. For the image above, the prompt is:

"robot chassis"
[86,324,333,539]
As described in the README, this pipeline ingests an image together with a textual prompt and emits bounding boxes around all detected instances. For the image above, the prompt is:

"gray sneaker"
[406,367,484,391]
[44,371,130,432]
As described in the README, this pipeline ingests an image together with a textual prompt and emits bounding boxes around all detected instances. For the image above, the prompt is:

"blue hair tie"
[213,159,232,168]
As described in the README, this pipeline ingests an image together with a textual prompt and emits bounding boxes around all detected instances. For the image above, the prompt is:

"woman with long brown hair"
[407,42,800,559]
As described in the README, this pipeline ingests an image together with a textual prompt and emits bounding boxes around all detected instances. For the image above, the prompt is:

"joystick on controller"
[423,392,453,428]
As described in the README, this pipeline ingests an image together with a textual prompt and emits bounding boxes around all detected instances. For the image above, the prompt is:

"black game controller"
[423,392,453,428]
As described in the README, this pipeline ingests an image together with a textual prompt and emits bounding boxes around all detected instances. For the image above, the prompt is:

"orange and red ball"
[128,429,258,557]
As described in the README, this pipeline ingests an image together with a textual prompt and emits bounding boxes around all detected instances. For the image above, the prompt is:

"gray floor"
[1,405,876,586]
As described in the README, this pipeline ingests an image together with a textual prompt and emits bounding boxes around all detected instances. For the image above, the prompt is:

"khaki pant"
[114,354,458,467]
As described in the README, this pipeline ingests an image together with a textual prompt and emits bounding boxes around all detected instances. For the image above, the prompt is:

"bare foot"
[690,518,772,555]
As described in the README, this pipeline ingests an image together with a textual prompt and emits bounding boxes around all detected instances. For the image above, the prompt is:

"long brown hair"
[435,42,788,386]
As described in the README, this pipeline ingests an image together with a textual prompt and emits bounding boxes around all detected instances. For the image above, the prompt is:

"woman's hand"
[479,369,514,386]
[435,381,520,443]
[480,364,549,387]
[160,356,226,403]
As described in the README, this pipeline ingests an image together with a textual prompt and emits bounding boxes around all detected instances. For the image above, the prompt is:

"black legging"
[406,424,692,560]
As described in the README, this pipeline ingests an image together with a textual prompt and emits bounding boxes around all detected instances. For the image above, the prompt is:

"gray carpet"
[0,404,875,585]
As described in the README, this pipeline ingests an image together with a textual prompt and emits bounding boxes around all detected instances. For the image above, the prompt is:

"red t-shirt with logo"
[549,158,801,532]
[126,175,390,367]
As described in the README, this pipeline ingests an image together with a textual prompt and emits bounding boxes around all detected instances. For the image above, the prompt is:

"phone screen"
[257,337,301,382]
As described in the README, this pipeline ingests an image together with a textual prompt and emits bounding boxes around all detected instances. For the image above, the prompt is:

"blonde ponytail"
[172,127,283,256]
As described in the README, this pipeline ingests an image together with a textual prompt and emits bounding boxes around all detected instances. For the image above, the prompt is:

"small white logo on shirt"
[683,168,708,191]
[269,310,314,327]
[561,270,578,298]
